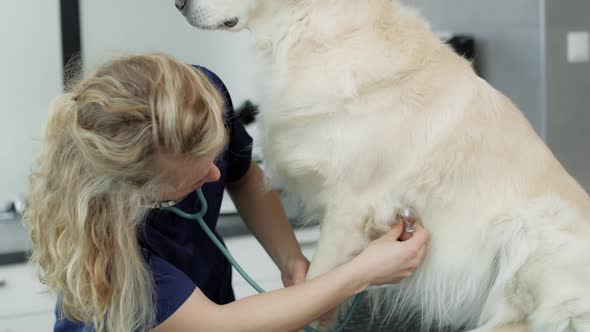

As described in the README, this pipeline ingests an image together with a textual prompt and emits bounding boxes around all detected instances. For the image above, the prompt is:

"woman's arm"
[155,258,365,332]
[154,223,429,332]
[227,162,309,285]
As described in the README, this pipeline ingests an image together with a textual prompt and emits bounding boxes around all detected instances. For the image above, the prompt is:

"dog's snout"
[175,0,187,11]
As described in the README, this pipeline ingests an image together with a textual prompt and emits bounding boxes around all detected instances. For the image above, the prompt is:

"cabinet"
[0,228,320,330]
[0,264,55,332]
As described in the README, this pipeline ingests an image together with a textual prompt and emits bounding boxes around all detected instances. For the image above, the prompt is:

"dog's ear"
[236,100,259,125]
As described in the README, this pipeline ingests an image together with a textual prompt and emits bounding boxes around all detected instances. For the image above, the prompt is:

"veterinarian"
[24,53,429,332]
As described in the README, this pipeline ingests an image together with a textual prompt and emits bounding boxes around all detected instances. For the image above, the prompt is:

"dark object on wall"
[60,0,81,87]
[445,35,478,74]
[447,35,476,61]
[236,100,259,125]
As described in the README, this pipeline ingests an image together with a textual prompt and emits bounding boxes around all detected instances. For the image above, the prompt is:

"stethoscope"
[157,189,418,332]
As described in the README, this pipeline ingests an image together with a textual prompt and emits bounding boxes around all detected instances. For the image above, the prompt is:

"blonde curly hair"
[24,53,227,332]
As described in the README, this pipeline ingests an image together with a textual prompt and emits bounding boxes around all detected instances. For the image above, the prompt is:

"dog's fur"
[178,0,590,330]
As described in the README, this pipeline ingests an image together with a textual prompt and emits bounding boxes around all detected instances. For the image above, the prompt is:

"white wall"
[80,0,260,107]
[0,0,63,204]
[404,0,546,137]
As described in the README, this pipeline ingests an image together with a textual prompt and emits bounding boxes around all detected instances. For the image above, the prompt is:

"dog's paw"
[298,320,321,332]
[300,311,337,332]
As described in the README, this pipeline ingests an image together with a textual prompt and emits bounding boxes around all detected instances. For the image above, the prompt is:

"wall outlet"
[567,31,590,63]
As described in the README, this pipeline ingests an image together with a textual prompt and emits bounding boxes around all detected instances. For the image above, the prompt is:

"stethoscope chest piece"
[397,207,419,234]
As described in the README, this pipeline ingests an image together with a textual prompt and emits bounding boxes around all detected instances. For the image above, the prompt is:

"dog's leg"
[307,199,403,279]
[476,273,590,331]
[306,209,369,280]
[527,285,590,332]
[307,218,367,279]
[478,245,590,332]
[305,206,370,331]
[512,241,590,331]
[474,266,590,331]
[467,323,529,332]
[492,323,530,332]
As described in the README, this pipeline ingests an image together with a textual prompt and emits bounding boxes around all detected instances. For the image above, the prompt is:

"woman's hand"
[317,222,429,328]
[281,254,310,288]
[353,221,429,287]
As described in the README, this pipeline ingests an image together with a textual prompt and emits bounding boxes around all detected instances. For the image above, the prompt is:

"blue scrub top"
[54,66,253,331]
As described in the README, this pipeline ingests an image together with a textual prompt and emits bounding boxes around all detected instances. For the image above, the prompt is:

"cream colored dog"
[176,0,590,330]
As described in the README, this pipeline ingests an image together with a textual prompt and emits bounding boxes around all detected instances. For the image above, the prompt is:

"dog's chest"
[262,118,333,184]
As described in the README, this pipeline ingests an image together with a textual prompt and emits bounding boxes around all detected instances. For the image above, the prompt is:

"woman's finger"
[407,224,429,246]
[386,221,405,240]
[398,227,414,241]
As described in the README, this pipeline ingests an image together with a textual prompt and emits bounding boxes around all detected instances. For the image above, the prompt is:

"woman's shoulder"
[192,65,233,109]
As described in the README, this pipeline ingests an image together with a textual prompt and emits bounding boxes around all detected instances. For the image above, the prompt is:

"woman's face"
[155,151,221,203]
